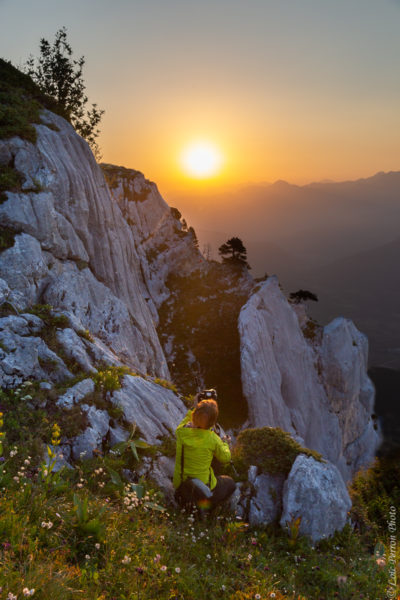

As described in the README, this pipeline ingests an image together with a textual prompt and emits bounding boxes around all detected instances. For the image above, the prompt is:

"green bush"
[153,377,178,393]
[92,365,137,398]
[232,427,323,477]
[77,328,94,342]
[0,226,16,251]
[0,165,23,200]
[302,318,320,341]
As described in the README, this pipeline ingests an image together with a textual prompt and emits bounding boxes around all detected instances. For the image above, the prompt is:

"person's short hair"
[192,399,219,429]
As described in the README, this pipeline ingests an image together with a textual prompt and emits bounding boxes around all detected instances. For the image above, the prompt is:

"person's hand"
[222,435,231,445]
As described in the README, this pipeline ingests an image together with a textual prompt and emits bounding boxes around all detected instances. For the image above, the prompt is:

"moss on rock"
[232,426,324,477]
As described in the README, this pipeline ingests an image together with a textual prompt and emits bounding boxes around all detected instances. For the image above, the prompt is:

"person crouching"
[173,392,236,512]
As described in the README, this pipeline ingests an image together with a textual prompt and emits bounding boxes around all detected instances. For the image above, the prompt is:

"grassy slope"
[0,382,398,600]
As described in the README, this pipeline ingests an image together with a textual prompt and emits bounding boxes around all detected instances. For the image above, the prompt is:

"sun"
[180,141,223,178]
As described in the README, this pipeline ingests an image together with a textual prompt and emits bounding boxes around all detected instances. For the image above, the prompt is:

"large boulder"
[248,470,285,526]
[280,454,352,542]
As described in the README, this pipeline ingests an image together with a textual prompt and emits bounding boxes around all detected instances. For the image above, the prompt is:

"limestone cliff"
[0,110,169,378]
[239,276,381,481]
[101,163,204,320]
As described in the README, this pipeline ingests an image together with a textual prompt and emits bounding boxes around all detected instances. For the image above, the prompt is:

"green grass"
[0,450,392,600]
[0,381,397,599]
[0,58,63,142]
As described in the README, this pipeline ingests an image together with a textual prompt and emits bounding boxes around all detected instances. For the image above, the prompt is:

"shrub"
[232,427,323,477]
[153,377,178,393]
[92,365,137,400]
[0,165,23,203]
[27,303,68,326]
[0,226,16,251]
[77,328,94,342]
[349,451,400,544]
[0,58,61,143]
[302,318,319,341]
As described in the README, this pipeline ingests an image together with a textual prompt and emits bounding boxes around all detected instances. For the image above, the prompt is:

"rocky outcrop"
[102,164,204,319]
[66,375,186,459]
[0,313,72,386]
[111,375,185,444]
[0,110,169,377]
[280,454,352,542]
[239,276,381,481]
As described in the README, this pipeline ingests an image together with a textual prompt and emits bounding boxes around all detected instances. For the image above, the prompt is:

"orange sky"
[1,0,400,194]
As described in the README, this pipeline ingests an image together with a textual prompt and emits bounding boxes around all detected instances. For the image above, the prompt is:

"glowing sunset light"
[181,142,223,179]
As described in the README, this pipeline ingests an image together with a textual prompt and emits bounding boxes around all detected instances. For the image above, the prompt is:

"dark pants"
[175,475,236,510]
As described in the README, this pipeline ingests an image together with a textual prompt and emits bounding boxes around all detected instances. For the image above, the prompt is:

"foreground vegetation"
[0,384,398,599]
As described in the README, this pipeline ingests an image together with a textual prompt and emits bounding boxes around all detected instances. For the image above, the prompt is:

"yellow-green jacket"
[173,410,231,490]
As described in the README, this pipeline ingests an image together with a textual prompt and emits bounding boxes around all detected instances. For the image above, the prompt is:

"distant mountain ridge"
[171,169,400,269]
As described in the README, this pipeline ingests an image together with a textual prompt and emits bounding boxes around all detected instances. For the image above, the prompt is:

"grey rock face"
[56,328,96,374]
[71,404,110,460]
[0,234,50,310]
[103,165,204,320]
[109,424,130,447]
[111,375,186,444]
[280,454,352,542]
[57,378,95,409]
[319,318,380,473]
[150,455,176,503]
[239,276,380,480]
[44,263,151,370]
[0,110,169,377]
[249,472,285,526]
[0,314,71,386]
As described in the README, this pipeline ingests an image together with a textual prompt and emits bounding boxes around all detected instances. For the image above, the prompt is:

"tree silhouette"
[289,289,319,304]
[25,27,104,159]
[218,237,250,269]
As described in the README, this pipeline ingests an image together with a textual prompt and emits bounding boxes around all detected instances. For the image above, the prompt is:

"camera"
[198,388,218,401]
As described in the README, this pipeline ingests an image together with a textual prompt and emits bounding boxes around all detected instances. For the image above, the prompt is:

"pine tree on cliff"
[25,27,104,159]
[218,237,251,269]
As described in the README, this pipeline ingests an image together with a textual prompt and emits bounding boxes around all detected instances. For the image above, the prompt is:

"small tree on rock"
[289,289,319,304]
[218,237,250,269]
[25,27,104,159]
